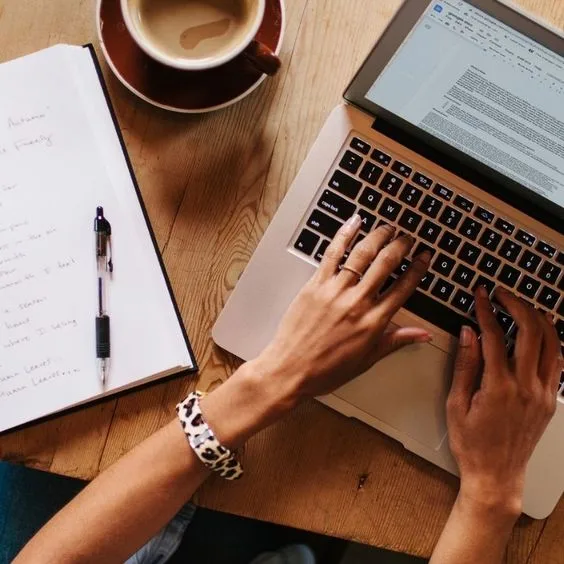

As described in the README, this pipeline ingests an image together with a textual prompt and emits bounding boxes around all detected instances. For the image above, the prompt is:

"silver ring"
[341,265,364,281]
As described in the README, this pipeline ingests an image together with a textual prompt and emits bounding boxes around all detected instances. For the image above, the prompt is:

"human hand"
[254,214,433,402]
[447,286,562,516]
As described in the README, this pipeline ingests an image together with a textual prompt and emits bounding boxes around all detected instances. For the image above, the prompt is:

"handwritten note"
[0,46,193,433]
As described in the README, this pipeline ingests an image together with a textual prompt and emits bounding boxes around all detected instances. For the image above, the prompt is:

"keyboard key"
[459,242,481,266]
[438,231,462,254]
[371,148,391,167]
[453,195,474,213]
[359,161,384,185]
[379,198,402,222]
[496,310,515,334]
[557,253,564,266]
[306,210,343,239]
[453,264,475,288]
[391,160,412,178]
[420,195,443,219]
[498,264,521,288]
[473,275,496,295]
[474,207,495,224]
[328,170,362,199]
[538,287,560,310]
[452,290,474,313]
[380,276,396,294]
[339,150,363,174]
[556,319,564,342]
[518,250,542,274]
[516,229,536,247]
[479,228,502,252]
[379,172,403,196]
[517,275,541,299]
[419,220,442,244]
[432,278,455,302]
[350,137,370,155]
[439,206,463,230]
[499,240,522,263]
[536,241,556,258]
[317,190,356,221]
[478,253,501,277]
[412,172,433,189]
[419,272,435,291]
[459,218,483,240]
[494,218,515,236]
[398,209,422,233]
[413,242,436,259]
[403,290,479,338]
[358,209,377,233]
[399,184,423,207]
[295,229,320,255]
[538,262,562,284]
[433,184,453,201]
[433,253,456,277]
[314,239,330,262]
[394,258,411,277]
[358,187,382,211]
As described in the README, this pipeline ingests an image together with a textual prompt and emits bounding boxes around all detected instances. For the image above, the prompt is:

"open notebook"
[0,45,196,433]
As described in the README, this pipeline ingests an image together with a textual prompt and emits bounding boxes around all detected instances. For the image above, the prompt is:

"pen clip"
[95,206,114,273]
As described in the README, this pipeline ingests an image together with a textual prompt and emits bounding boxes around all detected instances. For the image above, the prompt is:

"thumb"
[373,326,432,362]
[449,325,481,416]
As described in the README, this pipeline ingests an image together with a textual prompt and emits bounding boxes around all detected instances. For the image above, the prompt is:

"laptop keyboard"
[292,134,564,395]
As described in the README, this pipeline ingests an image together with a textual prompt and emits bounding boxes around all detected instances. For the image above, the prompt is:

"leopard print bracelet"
[176,391,244,481]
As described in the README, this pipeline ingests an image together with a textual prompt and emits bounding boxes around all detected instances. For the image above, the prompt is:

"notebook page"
[62,46,193,370]
[0,46,192,432]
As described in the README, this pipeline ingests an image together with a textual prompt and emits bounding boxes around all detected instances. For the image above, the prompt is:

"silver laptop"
[213,0,564,519]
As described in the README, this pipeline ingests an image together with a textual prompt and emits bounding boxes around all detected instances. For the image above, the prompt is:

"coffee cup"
[120,0,281,75]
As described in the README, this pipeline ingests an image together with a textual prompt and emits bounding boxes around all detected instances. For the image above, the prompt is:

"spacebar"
[402,290,477,338]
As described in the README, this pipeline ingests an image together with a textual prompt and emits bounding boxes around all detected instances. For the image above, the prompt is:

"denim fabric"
[128,504,316,564]
[126,503,197,564]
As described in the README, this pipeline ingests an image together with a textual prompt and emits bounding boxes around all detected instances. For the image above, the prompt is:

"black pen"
[94,207,112,385]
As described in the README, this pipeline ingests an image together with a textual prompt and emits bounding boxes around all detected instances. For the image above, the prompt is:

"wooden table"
[1,0,563,561]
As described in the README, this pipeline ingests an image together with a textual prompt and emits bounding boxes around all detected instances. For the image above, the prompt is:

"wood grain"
[0,0,563,560]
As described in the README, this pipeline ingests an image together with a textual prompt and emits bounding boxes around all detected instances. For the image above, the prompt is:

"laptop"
[213,0,564,519]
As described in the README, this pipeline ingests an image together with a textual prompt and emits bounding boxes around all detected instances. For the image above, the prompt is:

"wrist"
[198,358,298,450]
[458,477,523,526]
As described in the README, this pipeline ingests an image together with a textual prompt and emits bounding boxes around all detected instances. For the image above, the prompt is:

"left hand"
[254,215,433,401]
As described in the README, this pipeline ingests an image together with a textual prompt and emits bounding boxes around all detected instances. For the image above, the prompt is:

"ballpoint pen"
[94,206,112,386]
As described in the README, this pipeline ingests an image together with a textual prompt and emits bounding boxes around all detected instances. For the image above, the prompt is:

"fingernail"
[382,224,396,233]
[545,312,555,324]
[460,325,473,346]
[402,234,416,245]
[415,250,432,265]
[497,286,509,295]
[476,285,489,299]
[413,333,433,344]
[345,214,361,231]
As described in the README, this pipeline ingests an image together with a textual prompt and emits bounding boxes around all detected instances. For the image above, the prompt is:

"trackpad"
[333,340,453,450]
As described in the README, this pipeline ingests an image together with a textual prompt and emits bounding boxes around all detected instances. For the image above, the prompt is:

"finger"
[473,286,507,385]
[494,287,543,380]
[358,234,415,296]
[338,224,396,288]
[371,326,432,363]
[376,251,432,318]
[316,214,361,281]
[539,313,563,392]
[448,326,481,417]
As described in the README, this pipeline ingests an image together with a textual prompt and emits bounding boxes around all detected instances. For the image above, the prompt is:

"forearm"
[15,360,293,564]
[430,490,519,564]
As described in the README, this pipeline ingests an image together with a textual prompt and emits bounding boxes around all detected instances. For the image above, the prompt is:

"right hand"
[447,286,562,515]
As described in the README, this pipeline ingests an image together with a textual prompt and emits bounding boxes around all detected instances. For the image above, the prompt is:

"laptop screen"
[364,0,564,212]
